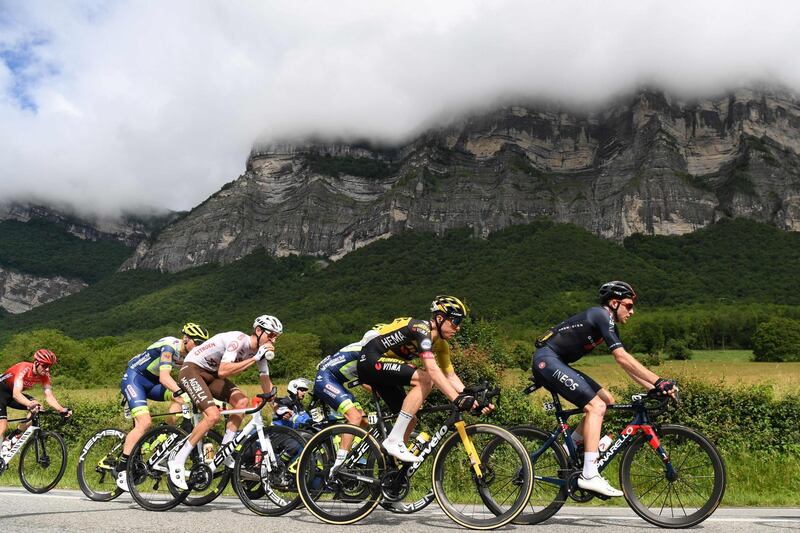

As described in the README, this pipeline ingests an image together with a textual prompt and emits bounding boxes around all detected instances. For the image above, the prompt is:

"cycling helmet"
[253,314,283,335]
[33,349,57,366]
[181,322,210,342]
[430,295,469,318]
[287,378,311,395]
[599,281,637,305]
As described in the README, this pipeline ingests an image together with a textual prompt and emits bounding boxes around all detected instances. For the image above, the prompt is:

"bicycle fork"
[454,421,484,479]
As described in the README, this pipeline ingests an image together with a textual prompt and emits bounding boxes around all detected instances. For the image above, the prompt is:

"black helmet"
[598,281,637,305]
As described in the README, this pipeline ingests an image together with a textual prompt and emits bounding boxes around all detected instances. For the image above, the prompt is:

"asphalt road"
[1,488,798,532]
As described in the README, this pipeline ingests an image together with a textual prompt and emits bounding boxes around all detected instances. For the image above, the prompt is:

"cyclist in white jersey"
[171,314,282,490]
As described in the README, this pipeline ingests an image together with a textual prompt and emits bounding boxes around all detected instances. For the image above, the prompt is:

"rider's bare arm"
[218,358,258,378]
[611,347,659,387]
[445,370,465,393]
[43,388,66,412]
[420,355,460,400]
[12,381,37,409]
[159,367,183,394]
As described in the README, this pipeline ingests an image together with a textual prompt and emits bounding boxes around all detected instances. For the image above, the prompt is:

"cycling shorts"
[314,370,363,415]
[120,367,172,417]
[531,346,602,408]
[178,362,240,412]
[356,353,417,414]
[0,386,32,420]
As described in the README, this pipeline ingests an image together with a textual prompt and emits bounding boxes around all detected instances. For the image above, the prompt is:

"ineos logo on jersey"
[538,361,546,369]
[551,369,580,391]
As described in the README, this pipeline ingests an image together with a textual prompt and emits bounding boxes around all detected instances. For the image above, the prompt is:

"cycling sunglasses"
[448,316,464,326]
[618,301,634,311]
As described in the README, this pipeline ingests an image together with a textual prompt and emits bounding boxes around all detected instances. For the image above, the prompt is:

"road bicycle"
[513,375,726,528]
[126,390,304,515]
[296,382,533,530]
[0,410,68,493]
[76,396,226,505]
[303,383,441,515]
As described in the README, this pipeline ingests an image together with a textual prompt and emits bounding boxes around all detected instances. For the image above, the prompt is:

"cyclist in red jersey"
[0,349,72,443]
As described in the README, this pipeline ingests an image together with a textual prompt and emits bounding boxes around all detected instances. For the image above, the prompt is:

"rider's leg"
[122,410,152,456]
[576,394,622,496]
[338,405,365,451]
[0,418,7,440]
[571,388,614,446]
[385,369,432,446]
[221,390,249,444]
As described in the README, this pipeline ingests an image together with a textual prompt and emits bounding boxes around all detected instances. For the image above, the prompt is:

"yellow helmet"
[430,295,468,318]
[181,322,210,343]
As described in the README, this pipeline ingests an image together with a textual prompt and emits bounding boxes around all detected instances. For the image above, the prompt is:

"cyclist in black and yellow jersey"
[357,295,492,463]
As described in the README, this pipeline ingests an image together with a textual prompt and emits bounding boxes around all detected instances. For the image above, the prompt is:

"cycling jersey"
[183,331,269,375]
[359,317,454,373]
[315,341,364,415]
[125,337,183,380]
[536,306,624,364]
[357,317,454,413]
[0,362,52,392]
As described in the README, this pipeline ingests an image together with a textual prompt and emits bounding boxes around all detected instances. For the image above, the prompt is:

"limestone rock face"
[0,267,88,314]
[123,87,800,273]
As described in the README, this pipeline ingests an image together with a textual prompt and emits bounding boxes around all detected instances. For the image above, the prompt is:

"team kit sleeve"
[590,307,624,351]
[158,345,177,372]
[220,334,246,364]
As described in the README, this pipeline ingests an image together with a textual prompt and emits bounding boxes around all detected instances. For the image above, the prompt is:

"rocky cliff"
[123,87,800,273]
[0,266,88,314]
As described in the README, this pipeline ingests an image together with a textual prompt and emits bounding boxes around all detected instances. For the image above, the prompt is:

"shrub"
[752,317,800,362]
[665,338,693,360]
[635,352,662,367]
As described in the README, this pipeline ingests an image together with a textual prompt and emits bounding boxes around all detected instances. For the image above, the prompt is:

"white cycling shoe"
[577,474,624,497]
[115,470,129,492]
[382,439,423,463]
[167,459,189,490]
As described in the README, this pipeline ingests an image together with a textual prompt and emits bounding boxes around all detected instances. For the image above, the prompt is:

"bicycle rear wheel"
[296,424,385,525]
[232,426,305,516]
[183,430,230,506]
[433,423,533,530]
[620,424,726,528]
[505,425,568,525]
[127,425,190,511]
[76,428,126,501]
[19,430,68,493]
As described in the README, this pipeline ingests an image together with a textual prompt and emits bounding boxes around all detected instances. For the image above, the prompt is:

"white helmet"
[253,314,283,334]
[287,378,311,395]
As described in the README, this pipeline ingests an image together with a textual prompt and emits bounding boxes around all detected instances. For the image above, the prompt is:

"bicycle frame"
[530,389,675,489]
[338,390,486,491]
[0,423,38,466]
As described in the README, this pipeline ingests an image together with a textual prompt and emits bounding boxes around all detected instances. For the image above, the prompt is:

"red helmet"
[33,349,57,366]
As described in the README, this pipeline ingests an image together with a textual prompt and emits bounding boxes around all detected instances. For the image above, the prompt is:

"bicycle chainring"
[189,463,213,491]
[380,469,410,502]
[567,470,595,503]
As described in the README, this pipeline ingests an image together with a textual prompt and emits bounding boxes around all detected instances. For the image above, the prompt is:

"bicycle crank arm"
[336,470,381,486]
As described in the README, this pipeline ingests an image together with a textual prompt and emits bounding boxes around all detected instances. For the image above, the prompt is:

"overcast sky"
[1,1,799,219]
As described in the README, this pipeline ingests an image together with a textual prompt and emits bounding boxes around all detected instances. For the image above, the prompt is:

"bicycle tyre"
[19,430,68,494]
[76,428,126,501]
[432,423,533,530]
[183,429,230,506]
[127,425,190,511]
[505,425,568,525]
[231,426,305,516]
[296,424,385,525]
[620,424,726,528]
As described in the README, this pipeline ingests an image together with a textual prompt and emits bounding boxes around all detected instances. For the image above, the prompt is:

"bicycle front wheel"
[128,425,190,511]
[232,426,305,516]
[19,430,68,493]
[620,424,726,528]
[433,423,533,530]
[296,424,385,525]
[505,425,568,525]
[76,428,126,501]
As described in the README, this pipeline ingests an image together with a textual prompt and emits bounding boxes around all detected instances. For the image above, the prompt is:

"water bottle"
[598,433,614,453]
[407,432,431,456]
[203,443,215,463]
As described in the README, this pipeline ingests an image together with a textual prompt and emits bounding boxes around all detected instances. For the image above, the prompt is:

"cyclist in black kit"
[532,281,677,497]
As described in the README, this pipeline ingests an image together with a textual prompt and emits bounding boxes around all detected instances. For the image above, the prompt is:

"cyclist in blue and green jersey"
[115,322,210,491]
